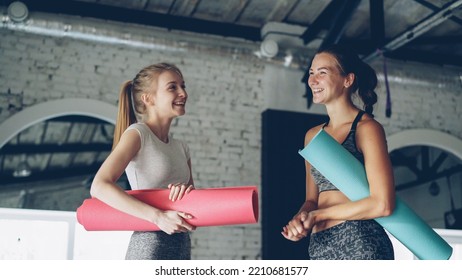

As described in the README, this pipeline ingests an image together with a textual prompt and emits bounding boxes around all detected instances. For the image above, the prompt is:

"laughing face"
[307,52,351,105]
[152,70,188,118]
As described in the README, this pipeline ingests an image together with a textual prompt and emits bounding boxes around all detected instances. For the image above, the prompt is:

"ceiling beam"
[339,37,462,66]
[19,0,261,41]
[363,0,462,62]
[370,0,386,48]
[267,0,299,22]
[385,48,462,67]
[319,0,361,50]
[223,0,251,22]
[409,35,462,45]
[299,0,346,45]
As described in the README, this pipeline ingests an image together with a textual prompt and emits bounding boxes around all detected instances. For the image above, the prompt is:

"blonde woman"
[91,63,195,260]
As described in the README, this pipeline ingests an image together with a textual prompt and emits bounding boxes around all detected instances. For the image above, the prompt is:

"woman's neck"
[325,100,359,129]
[143,116,172,143]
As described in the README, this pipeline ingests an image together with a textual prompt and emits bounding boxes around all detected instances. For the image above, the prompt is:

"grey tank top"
[310,111,365,193]
[124,123,191,190]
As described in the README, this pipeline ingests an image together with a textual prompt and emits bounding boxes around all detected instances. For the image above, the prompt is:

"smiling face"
[150,70,188,118]
[308,52,352,105]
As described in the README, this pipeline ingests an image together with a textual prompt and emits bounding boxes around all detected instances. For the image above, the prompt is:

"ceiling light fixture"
[7,1,29,23]
[260,38,279,58]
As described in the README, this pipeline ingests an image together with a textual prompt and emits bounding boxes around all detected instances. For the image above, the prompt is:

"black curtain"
[261,109,328,260]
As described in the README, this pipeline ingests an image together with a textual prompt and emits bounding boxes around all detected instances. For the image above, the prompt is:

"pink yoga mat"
[76,186,259,231]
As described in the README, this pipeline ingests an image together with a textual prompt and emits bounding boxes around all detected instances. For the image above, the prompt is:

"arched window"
[0,98,126,211]
[388,129,462,229]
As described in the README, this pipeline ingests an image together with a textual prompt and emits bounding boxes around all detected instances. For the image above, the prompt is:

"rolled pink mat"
[76,186,259,231]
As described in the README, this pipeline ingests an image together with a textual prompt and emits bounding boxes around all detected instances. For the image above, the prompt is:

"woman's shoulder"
[357,114,385,134]
[126,122,147,132]
[356,114,387,145]
[126,123,155,140]
[123,123,150,147]
[304,124,324,146]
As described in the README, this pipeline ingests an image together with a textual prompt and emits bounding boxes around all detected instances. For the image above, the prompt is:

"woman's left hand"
[168,183,194,202]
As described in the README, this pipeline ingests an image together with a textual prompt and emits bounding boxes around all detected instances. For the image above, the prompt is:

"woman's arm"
[282,127,321,241]
[90,129,195,234]
[308,119,395,223]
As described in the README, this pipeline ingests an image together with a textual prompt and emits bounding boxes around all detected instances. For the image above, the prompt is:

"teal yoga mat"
[298,129,452,260]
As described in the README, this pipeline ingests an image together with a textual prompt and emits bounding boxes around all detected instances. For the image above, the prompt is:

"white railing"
[1,207,461,260]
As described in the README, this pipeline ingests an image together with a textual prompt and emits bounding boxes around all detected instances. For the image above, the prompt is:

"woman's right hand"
[281,211,314,241]
[154,210,196,235]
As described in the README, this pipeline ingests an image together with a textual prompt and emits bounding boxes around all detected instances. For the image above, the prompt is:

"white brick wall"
[370,59,462,139]
[1,11,462,260]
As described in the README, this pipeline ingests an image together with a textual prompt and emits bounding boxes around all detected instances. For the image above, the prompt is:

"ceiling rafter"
[319,0,361,50]
[370,0,386,49]
[282,0,302,22]
[169,0,201,17]
[385,48,462,67]
[299,0,347,45]
[266,0,299,22]
[223,0,251,22]
[363,0,462,62]
[409,35,462,45]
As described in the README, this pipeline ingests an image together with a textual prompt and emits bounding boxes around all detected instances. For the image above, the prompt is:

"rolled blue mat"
[298,129,453,260]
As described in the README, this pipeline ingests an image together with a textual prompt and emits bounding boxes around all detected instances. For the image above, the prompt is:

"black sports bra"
[310,111,365,193]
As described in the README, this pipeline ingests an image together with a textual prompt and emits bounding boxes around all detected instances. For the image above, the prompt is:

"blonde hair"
[112,63,183,149]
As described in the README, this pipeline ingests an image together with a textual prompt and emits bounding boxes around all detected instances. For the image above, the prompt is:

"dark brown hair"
[318,44,378,116]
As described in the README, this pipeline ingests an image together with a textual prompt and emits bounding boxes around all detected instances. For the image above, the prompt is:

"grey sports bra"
[310,111,365,193]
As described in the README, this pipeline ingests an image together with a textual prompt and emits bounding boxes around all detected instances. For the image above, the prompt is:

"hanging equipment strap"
[381,50,392,118]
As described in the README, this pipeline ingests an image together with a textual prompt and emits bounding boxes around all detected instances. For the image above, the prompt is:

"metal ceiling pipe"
[0,10,312,69]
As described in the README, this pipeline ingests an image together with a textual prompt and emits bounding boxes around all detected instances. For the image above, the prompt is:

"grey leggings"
[125,231,191,260]
[308,220,394,260]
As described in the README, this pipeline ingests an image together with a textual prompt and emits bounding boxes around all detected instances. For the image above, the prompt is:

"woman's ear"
[344,73,355,88]
[141,93,155,105]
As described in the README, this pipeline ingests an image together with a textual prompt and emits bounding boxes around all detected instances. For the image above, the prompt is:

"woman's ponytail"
[356,62,378,117]
[112,80,137,150]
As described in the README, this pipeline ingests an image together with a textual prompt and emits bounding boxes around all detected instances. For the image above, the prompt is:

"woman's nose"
[179,88,188,98]
[308,74,316,86]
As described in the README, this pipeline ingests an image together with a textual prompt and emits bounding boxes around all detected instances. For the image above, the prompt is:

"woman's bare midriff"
[312,190,349,233]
